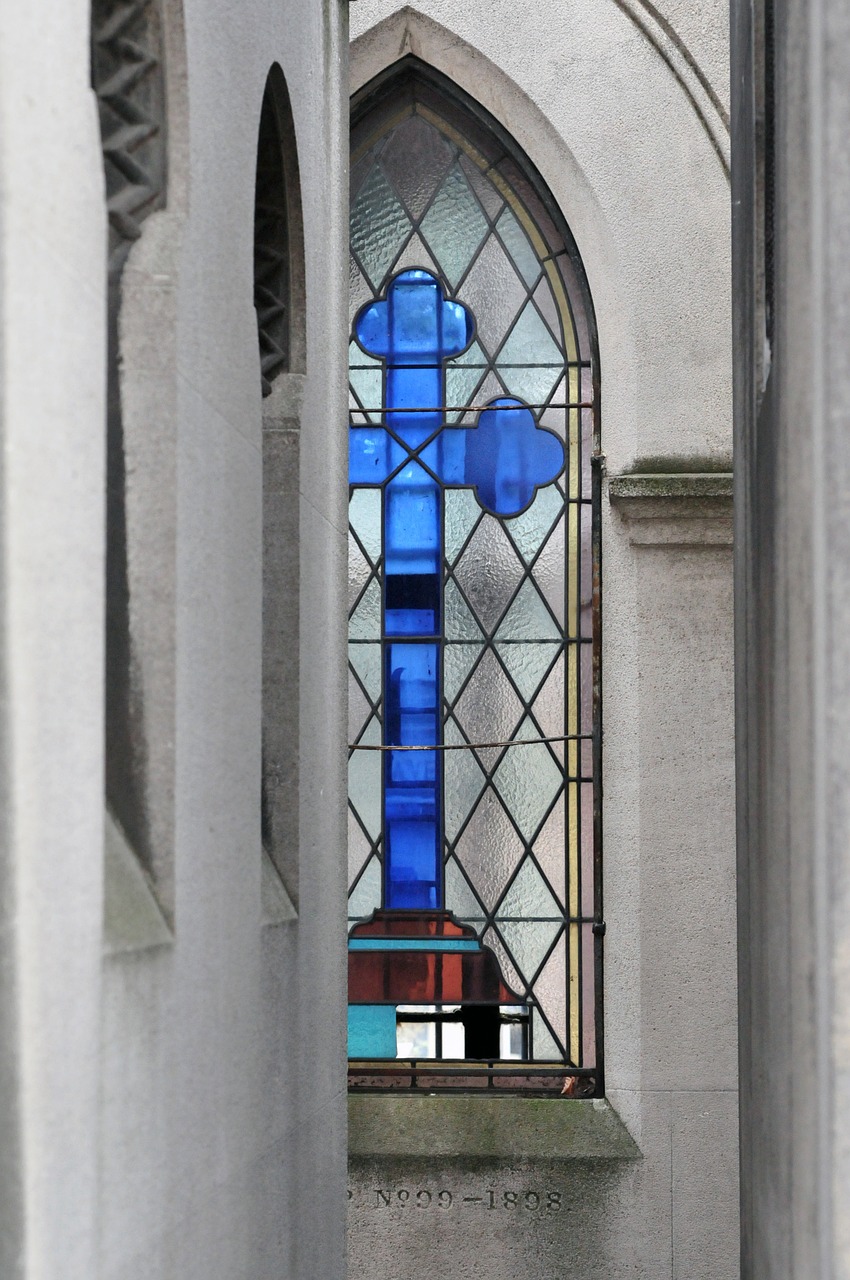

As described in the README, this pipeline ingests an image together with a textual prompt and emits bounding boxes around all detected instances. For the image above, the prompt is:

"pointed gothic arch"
[346,60,603,1091]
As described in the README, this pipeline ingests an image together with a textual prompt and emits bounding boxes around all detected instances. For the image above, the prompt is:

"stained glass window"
[347,66,601,1093]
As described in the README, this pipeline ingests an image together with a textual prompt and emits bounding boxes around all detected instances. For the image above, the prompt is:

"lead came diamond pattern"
[453,649,523,768]
[455,789,525,910]
[348,99,598,1076]
[350,165,412,290]
[419,164,488,286]
[453,519,524,635]
[493,716,563,842]
[380,114,453,219]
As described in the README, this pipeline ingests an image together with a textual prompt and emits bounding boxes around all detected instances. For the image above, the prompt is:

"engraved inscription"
[348,1186,563,1213]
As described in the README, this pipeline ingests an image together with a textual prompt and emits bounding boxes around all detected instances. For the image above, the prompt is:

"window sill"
[348,1094,640,1162]
[608,471,733,546]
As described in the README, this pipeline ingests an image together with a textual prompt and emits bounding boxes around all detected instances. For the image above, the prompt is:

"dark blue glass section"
[384,642,440,909]
[421,398,565,516]
[385,463,440,635]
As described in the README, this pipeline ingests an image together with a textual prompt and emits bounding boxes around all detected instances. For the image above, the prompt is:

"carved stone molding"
[611,0,730,177]
[608,473,733,547]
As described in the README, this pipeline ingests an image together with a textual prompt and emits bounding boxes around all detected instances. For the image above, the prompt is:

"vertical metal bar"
[591,436,604,1095]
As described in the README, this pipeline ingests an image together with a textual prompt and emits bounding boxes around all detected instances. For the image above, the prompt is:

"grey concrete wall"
[0,1,349,1278]
[0,1,105,1275]
[348,4,738,1278]
[732,0,850,1275]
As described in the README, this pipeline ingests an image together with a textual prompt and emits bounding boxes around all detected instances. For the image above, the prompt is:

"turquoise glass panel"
[348,1004,397,1058]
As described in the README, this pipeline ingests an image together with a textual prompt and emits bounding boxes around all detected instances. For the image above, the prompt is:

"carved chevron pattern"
[92,0,166,274]
[254,99,290,396]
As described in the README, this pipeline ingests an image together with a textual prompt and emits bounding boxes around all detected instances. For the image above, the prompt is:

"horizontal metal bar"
[350,401,594,413]
[348,1062,593,1076]
[348,733,590,752]
[349,938,480,952]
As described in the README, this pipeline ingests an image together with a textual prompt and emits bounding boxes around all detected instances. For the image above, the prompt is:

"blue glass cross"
[349,270,564,910]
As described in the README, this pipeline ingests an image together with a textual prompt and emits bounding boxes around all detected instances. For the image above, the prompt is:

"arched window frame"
[347,59,603,1093]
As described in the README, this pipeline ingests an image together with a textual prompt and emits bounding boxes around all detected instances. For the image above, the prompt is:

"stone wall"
[733,0,850,1274]
[0,2,349,1278]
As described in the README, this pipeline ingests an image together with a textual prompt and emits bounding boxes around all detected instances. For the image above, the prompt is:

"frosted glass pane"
[496,207,541,287]
[453,518,523,634]
[348,716,382,840]
[444,489,482,563]
[349,489,382,565]
[456,787,524,910]
[390,232,440,280]
[350,165,412,289]
[444,641,481,703]
[444,717,486,841]
[482,927,525,996]
[498,915,560,988]
[349,642,382,704]
[397,1020,436,1059]
[497,300,563,405]
[533,930,567,1049]
[445,360,486,423]
[532,515,566,630]
[350,254,373,325]
[503,484,563,563]
[380,114,454,219]
[348,853,382,920]
[498,298,563,365]
[533,275,563,345]
[444,854,487,922]
[459,153,504,220]
[533,794,566,905]
[531,1008,562,1060]
[496,641,560,702]
[493,717,563,841]
[350,154,374,201]
[444,577,484,641]
[454,648,523,767]
[531,652,565,762]
[494,578,560,642]
[349,342,382,422]
[349,669,371,741]
[443,1021,465,1058]
[419,165,488,287]
[349,578,381,639]
[497,854,562,920]
[348,806,372,886]
[458,234,526,359]
[348,538,371,613]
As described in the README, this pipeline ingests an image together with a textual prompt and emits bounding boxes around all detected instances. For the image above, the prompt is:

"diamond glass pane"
[419,164,488,287]
[348,87,598,1080]
[492,717,563,841]
[380,113,454,219]
[350,164,412,290]
[455,788,525,910]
